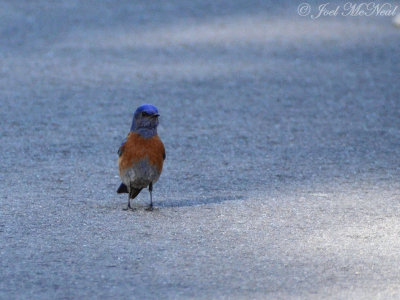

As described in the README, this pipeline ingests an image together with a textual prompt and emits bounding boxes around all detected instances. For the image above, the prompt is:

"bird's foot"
[145,205,154,211]
[123,204,136,211]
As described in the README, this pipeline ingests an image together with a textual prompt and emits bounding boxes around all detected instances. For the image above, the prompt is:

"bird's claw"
[123,205,136,211]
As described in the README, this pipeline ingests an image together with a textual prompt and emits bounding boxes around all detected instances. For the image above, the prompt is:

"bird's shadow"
[96,194,245,211]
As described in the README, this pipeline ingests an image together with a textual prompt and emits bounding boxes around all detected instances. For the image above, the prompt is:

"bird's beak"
[152,114,160,118]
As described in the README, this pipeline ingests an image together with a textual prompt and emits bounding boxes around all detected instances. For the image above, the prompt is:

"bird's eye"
[142,112,149,117]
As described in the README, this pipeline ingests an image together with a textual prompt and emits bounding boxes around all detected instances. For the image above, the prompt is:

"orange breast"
[118,132,165,173]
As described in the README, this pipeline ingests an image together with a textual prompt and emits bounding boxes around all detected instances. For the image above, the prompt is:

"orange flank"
[118,132,165,174]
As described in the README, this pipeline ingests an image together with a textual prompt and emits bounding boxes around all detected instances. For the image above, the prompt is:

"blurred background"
[1,1,400,299]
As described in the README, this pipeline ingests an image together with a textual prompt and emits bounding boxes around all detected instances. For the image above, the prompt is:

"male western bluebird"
[117,104,165,210]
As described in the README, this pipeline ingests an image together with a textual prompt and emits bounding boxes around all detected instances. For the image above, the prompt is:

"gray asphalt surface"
[1,1,400,299]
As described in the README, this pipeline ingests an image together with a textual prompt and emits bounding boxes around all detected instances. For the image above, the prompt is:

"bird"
[117,104,165,211]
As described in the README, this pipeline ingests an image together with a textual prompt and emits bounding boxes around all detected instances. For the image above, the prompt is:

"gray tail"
[117,183,128,193]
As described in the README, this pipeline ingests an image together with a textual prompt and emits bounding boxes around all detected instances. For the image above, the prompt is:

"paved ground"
[1,1,400,299]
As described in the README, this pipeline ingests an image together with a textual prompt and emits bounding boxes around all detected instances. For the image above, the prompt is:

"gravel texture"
[1,1,400,299]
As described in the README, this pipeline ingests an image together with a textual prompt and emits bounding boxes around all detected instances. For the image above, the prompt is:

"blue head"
[130,104,160,137]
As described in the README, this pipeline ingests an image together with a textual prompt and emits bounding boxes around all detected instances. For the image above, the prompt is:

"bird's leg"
[123,184,133,211]
[146,182,153,211]
[123,193,132,211]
